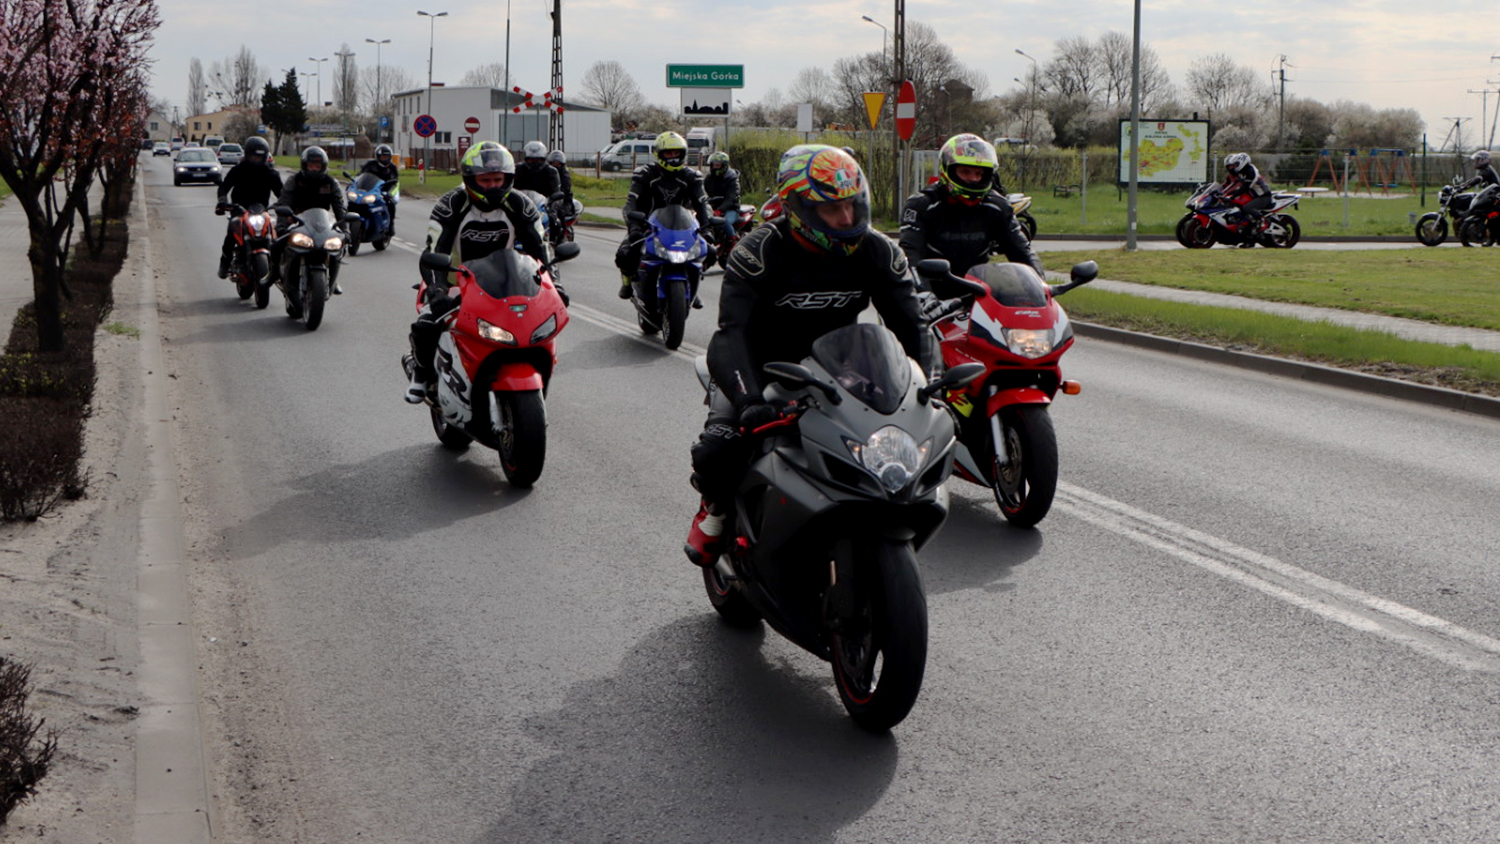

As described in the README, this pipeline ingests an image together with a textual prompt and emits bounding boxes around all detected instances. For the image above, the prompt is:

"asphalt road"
[143,155,1500,843]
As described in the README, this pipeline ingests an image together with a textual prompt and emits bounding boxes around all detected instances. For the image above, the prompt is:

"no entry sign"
[464,116,481,134]
[895,81,916,141]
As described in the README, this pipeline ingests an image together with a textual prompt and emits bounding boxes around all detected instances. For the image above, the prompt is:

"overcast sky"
[148,0,1500,150]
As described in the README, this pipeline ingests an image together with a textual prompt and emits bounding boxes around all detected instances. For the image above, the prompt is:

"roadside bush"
[0,656,57,825]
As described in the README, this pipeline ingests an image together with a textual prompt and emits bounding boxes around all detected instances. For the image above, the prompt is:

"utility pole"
[549,0,563,152]
[1442,117,1469,154]
[418,10,448,171]
[893,0,905,205]
[334,47,356,132]
[1274,55,1291,151]
[1467,90,1495,152]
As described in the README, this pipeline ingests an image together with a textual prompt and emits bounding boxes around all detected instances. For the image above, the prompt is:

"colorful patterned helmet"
[460,142,516,211]
[654,131,688,171]
[938,134,998,201]
[300,146,328,177]
[775,144,870,256]
[707,151,730,175]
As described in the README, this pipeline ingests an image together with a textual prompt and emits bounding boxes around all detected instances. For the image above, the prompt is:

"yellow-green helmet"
[654,131,688,171]
[461,143,516,211]
[938,133,998,201]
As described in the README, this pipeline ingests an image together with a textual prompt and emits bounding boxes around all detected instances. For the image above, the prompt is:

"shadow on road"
[475,615,901,844]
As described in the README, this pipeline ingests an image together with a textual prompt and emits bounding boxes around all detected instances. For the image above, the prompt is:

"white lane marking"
[1056,482,1500,672]
[565,303,706,361]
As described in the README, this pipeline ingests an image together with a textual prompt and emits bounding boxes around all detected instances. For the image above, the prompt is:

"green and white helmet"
[937,133,998,201]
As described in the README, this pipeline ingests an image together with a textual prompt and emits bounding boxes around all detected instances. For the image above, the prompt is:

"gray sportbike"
[695,323,984,732]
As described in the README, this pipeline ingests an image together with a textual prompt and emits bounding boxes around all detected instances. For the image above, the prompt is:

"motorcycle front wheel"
[302,266,327,331]
[497,390,547,487]
[430,405,473,450]
[1261,214,1301,249]
[1415,214,1448,246]
[251,254,271,309]
[830,539,928,733]
[664,278,689,350]
[703,562,761,628]
[1177,215,1216,248]
[992,404,1059,528]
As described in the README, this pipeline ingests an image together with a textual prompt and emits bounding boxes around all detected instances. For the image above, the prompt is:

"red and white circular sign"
[463,116,481,134]
[895,81,916,141]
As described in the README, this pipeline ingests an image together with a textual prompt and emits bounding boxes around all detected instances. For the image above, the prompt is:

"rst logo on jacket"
[775,291,862,309]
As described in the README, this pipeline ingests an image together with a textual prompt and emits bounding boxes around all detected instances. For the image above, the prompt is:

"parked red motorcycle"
[216,202,276,309]
[404,241,580,487]
[916,258,1097,527]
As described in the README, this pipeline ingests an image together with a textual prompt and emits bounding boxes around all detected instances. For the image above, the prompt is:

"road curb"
[129,176,216,843]
[1073,321,1500,421]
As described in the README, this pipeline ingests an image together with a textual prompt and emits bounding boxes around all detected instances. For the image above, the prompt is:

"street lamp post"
[861,14,891,213]
[417,9,448,176]
[308,56,328,107]
[366,38,391,143]
[1015,49,1038,144]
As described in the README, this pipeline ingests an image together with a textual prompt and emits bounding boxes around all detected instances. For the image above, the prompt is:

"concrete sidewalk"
[0,196,33,338]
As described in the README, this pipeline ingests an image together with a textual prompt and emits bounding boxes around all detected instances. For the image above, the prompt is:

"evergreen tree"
[260,68,307,154]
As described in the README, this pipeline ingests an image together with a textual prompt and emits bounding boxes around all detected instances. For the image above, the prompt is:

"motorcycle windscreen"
[968,263,1049,307]
[464,248,542,300]
[810,324,912,415]
[649,205,699,247]
[298,208,336,235]
[350,172,384,193]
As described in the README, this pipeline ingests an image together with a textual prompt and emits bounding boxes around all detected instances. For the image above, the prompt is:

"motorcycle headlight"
[348,191,360,201]
[1006,327,1054,359]
[665,248,693,263]
[846,426,931,494]
[246,216,267,234]
[476,317,516,344]
[530,314,559,344]
[289,232,315,249]
[323,237,343,251]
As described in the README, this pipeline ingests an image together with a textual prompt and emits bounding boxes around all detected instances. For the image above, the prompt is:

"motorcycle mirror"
[627,210,648,223]
[763,362,842,403]
[1050,260,1100,297]
[549,191,566,203]
[342,171,353,179]
[274,204,294,219]
[919,362,986,404]
[553,242,582,263]
[419,252,454,272]
[914,258,951,279]
[343,212,362,226]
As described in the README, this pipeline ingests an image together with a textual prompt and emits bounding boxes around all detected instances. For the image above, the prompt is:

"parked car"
[599,139,655,172]
[173,148,222,186]
[152,141,171,156]
[203,136,224,153]
[170,138,184,152]
[140,138,153,150]
[216,142,244,165]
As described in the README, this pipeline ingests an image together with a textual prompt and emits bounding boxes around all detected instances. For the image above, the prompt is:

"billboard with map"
[1117,120,1210,185]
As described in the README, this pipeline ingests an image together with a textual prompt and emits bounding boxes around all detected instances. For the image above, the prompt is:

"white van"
[599,139,655,171]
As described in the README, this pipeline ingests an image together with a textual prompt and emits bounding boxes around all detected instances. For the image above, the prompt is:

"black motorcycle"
[695,323,984,732]
[273,206,358,331]
[1457,184,1500,248]
[1414,177,1476,247]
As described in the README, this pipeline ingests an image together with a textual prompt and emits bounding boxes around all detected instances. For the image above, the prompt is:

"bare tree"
[187,58,207,116]
[333,44,358,116]
[789,66,836,124]
[360,65,416,115]
[1044,35,1099,101]
[1186,53,1268,114]
[1095,31,1173,111]
[460,62,508,88]
[209,46,263,108]
[579,60,644,123]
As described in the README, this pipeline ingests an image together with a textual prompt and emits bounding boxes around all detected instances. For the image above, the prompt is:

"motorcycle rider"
[546,149,576,233]
[1456,150,1500,229]
[1219,152,1273,245]
[683,144,937,567]
[276,145,348,293]
[515,140,562,199]
[214,135,283,279]
[899,133,1044,280]
[358,143,401,225]
[614,131,713,299]
[404,142,564,404]
[703,151,742,245]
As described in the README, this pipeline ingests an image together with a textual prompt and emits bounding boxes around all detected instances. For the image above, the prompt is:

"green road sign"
[666,64,744,89]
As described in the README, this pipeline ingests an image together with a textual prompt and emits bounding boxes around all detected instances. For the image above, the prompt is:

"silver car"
[173,148,222,186]
[217,142,244,166]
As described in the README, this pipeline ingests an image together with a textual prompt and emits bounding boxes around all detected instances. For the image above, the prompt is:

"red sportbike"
[405,242,580,487]
[916,258,1097,527]
[707,203,757,268]
[216,202,276,309]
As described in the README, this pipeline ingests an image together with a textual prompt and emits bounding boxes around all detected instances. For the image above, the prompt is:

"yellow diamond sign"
[862,92,886,130]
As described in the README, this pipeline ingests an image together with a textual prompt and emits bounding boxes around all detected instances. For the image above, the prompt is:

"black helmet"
[375,144,393,164]
[243,136,270,164]
[300,146,328,177]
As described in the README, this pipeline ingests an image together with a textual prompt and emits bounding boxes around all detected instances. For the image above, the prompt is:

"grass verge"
[1064,287,1500,397]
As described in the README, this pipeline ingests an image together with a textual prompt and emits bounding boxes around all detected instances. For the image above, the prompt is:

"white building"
[391,85,611,170]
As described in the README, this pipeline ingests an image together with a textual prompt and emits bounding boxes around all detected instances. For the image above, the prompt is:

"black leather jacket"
[898,183,1044,279]
[704,169,741,213]
[217,161,284,209]
[709,218,935,411]
[360,159,400,185]
[1460,163,1500,191]
[278,171,347,219]
[514,161,561,198]
[622,164,712,236]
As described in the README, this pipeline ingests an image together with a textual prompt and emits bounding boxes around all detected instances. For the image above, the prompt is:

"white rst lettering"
[774,291,862,309]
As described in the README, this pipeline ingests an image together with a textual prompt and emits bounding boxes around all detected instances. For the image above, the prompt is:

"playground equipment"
[1305,148,1417,195]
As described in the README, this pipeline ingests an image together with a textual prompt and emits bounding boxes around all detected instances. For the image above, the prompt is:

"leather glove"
[215,201,229,215]
[738,401,783,433]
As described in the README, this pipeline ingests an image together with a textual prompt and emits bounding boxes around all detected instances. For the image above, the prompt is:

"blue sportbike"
[343,171,397,254]
[626,206,709,350]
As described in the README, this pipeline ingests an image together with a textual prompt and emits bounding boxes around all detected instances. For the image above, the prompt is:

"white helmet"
[1472,150,1492,168]
[523,140,547,161]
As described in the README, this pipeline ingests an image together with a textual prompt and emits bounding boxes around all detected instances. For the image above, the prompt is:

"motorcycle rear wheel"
[1459,217,1494,247]
[1018,211,1038,241]
[703,563,762,628]
[303,267,327,331]
[992,405,1059,528]
[1178,216,1216,249]
[497,390,547,487]
[1415,214,1448,247]
[252,254,271,309]
[1261,214,1301,249]
[664,279,689,350]
[830,540,928,733]
[373,234,390,251]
